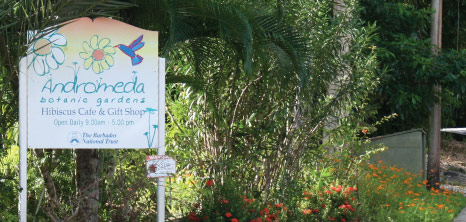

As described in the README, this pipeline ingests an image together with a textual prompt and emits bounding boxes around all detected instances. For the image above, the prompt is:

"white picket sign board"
[22,17,162,149]
[146,155,176,178]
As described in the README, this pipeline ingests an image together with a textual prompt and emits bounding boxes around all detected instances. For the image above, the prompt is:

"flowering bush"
[357,161,466,221]
[298,184,359,222]
[179,159,466,222]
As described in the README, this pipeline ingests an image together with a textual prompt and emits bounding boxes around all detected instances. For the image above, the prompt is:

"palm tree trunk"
[324,0,351,151]
[76,149,100,222]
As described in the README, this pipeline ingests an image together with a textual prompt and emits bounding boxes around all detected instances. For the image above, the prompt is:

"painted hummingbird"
[114,34,145,65]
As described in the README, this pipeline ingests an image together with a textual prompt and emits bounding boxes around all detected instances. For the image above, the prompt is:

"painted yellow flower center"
[92,49,105,61]
[34,38,52,55]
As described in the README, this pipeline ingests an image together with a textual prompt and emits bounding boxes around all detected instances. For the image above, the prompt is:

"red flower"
[267,213,278,220]
[338,204,355,212]
[341,218,346,222]
[205,180,214,186]
[321,204,326,208]
[325,190,332,194]
[223,199,230,204]
[312,209,320,213]
[225,212,232,218]
[335,186,342,192]
[249,209,255,213]
[190,217,200,221]
[188,212,200,221]
[362,129,368,134]
[329,217,336,221]
[264,208,269,214]
[231,218,238,222]
[275,203,284,208]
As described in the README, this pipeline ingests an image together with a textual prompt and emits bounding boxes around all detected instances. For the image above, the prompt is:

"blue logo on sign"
[68,131,81,145]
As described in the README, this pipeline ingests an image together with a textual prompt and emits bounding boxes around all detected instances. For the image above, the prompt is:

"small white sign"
[146,155,176,178]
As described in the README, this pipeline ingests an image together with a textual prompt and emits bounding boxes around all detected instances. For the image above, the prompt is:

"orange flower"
[362,129,368,134]
[302,209,312,215]
[225,212,232,218]
[368,164,378,170]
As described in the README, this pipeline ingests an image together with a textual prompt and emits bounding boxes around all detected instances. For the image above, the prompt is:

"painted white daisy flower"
[27,31,67,76]
[79,35,116,74]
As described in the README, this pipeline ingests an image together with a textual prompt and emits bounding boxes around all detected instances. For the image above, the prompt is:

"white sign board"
[23,17,162,148]
[146,155,176,178]
[19,17,167,222]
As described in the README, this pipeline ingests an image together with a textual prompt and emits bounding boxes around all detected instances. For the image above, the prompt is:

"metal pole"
[19,58,28,222]
[157,58,166,221]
